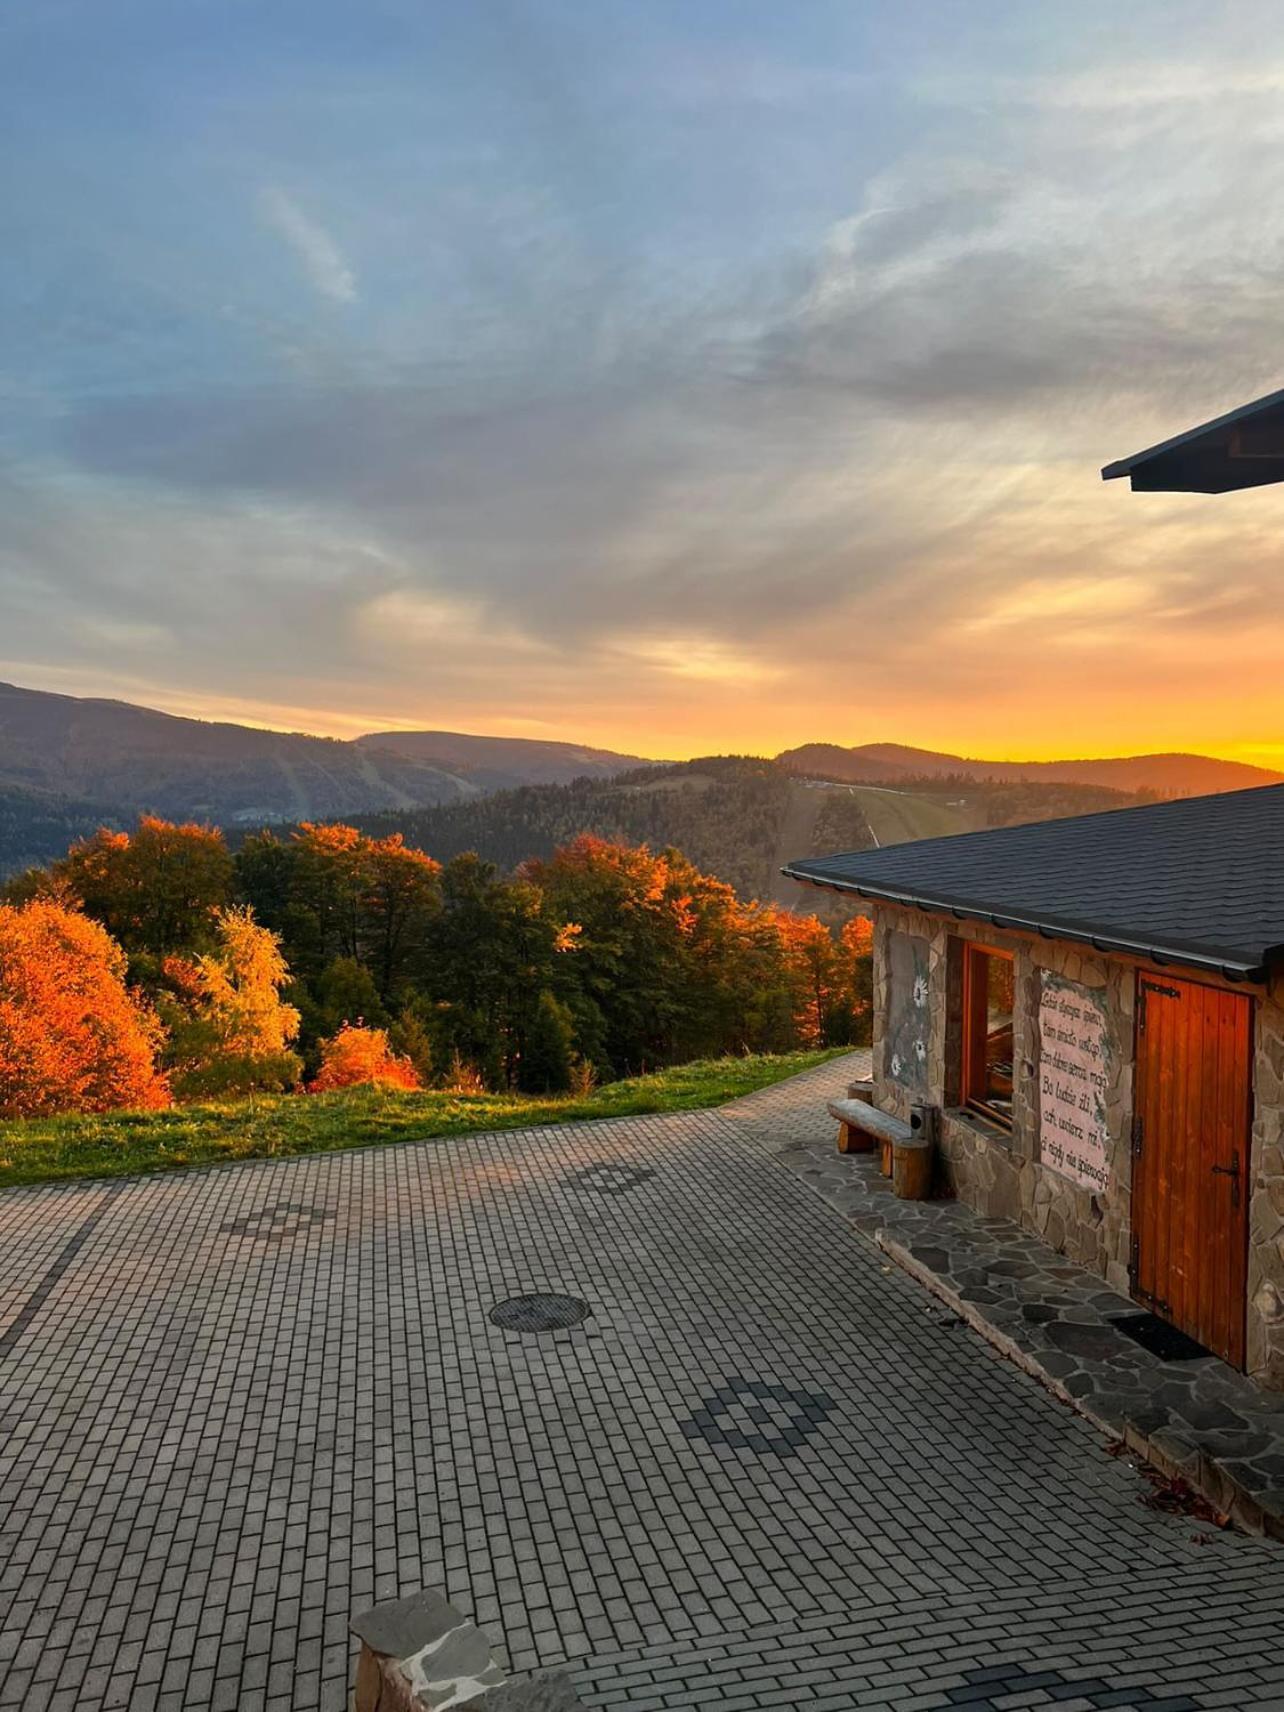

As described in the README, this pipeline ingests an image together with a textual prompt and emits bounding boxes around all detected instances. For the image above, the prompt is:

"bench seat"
[826,1097,934,1200]
[826,1098,912,1146]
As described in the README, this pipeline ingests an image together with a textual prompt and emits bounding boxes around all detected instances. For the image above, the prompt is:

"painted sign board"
[1038,971,1110,1193]
[886,931,930,1096]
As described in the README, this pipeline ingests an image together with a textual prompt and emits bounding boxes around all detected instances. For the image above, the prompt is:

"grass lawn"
[0,1050,848,1189]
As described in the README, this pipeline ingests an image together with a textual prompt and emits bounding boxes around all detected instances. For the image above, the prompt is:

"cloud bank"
[4,4,1284,759]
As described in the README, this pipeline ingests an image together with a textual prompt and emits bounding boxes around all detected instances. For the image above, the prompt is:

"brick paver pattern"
[2,1055,1282,1711]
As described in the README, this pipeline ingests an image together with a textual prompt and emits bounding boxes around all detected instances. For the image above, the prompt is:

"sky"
[5,1,1284,763]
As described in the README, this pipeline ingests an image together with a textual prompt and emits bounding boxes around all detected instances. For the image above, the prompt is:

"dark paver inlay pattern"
[0,1054,1281,1710]
[937,1664,1199,1709]
[219,1201,337,1239]
[564,1161,657,1196]
[677,1376,836,1458]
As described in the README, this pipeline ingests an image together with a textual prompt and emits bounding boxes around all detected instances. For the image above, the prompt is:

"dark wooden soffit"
[1102,384,1284,492]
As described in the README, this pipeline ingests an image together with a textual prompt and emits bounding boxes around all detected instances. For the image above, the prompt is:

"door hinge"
[1128,1231,1140,1287]
[1130,1113,1143,1158]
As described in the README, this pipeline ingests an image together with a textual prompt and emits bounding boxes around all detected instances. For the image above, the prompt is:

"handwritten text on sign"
[1038,973,1110,1193]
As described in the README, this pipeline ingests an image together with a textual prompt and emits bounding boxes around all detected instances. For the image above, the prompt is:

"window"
[961,944,1015,1126]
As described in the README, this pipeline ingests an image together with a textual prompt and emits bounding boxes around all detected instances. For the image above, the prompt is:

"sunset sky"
[5,2,1284,763]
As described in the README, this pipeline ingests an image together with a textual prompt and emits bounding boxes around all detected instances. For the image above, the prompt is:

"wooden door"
[1132,974,1252,1367]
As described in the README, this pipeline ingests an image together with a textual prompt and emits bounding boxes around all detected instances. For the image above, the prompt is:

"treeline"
[355,757,805,902]
[825,771,1153,825]
[0,816,871,1118]
[0,783,122,877]
[808,791,878,855]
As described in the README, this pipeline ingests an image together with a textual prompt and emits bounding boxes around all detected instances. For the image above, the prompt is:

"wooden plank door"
[1132,974,1252,1367]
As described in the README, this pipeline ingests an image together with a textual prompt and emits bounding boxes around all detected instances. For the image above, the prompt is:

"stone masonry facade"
[870,900,1284,1389]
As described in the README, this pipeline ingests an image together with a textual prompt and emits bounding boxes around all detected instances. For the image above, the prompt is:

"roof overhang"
[781,862,1273,984]
[1102,385,1284,492]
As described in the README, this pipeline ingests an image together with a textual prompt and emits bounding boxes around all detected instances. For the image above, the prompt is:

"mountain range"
[0,678,1279,878]
[776,742,1282,795]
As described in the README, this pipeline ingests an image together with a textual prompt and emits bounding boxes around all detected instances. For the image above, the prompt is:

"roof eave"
[781,864,1267,984]
[1100,383,1284,488]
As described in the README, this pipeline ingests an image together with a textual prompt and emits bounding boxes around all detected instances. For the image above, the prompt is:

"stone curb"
[875,1229,1284,1541]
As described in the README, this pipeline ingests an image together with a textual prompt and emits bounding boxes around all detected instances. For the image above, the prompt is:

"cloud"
[14,15,1284,759]
[258,188,357,305]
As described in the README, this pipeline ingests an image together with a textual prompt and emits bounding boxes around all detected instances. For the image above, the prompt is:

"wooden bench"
[827,1097,934,1200]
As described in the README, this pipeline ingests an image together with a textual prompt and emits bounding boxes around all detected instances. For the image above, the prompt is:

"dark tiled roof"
[784,784,1284,980]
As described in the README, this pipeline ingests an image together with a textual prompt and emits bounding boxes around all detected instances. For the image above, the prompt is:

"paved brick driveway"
[2,1056,1283,1711]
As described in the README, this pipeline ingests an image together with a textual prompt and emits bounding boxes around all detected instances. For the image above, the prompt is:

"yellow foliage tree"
[192,906,300,1057]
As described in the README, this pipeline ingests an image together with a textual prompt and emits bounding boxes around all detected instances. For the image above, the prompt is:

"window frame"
[960,942,1015,1129]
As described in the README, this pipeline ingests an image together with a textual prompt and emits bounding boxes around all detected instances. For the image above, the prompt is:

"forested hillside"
[0,783,123,876]
[355,757,1152,904]
[356,757,840,902]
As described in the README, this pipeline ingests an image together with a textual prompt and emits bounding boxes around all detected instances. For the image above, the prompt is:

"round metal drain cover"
[489,1293,591,1333]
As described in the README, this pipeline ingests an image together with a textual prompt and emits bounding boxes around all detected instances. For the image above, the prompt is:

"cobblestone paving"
[1,1056,1283,1711]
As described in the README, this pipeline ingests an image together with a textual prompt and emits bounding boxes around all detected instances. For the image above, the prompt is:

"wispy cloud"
[258,188,356,305]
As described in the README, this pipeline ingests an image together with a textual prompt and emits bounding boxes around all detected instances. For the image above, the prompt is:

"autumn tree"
[310,1024,421,1092]
[837,915,875,1045]
[523,836,781,1072]
[0,900,170,1117]
[45,817,233,956]
[163,906,302,1096]
[237,824,441,997]
[774,911,841,1048]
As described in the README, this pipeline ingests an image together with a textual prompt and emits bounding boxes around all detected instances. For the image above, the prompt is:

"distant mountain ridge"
[356,728,650,789]
[0,682,651,830]
[2,678,1280,880]
[775,741,1284,796]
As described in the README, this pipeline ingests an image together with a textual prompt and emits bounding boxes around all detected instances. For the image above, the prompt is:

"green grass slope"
[0,1050,844,1188]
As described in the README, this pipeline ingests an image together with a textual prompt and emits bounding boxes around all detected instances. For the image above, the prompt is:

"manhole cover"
[489,1294,591,1333]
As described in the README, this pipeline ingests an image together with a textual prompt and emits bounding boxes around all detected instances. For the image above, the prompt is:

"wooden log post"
[892,1103,941,1201]
[837,1083,875,1153]
[837,1119,874,1154]
[890,1136,932,1200]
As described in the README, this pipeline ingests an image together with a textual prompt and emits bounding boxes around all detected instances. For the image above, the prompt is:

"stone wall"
[1248,971,1284,1388]
[873,901,1284,1387]
[874,905,1134,1293]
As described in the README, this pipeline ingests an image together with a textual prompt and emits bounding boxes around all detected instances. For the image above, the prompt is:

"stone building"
[786,786,1284,1390]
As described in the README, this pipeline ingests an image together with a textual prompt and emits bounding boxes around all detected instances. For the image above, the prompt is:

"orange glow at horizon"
[8,659,1284,773]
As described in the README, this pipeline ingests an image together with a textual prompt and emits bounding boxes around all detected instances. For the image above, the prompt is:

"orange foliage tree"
[46,816,234,955]
[310,1024,421,1093]
[0,900,170,1117]
[773,909,841,1048]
